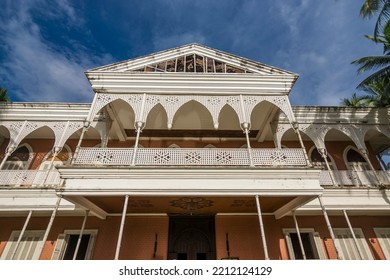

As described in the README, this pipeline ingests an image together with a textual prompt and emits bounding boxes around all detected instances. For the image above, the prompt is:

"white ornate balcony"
[320,170,390,186]
[0,170,61,187]
[75,147,307,166]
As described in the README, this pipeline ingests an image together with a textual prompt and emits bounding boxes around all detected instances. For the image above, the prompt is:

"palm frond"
[352,56,390,73]
[360,0,382,19]
[356,66,390,89]
[373,1,390,37]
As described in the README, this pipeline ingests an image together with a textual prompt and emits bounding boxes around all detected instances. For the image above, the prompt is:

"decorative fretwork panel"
[47,122,84,148]
[137,148,250,166]
[75,147,308,166]
[252,148,307,166]
[319,170,390,186]
[0,170,61,186]
[75,148,134,165]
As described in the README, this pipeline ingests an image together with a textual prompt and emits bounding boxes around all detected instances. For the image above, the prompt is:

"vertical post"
[343,210,363,260]
[318,195,341,259]
[42,147,61,186]
[292,211,306,260]
[242,123,254,167]
[0,121,28,170]
[37,196,62,259]
[318,148,338,186]
[11,210,33,260]
[0,147,14,170]
[72,210,89,260]
[70,120,90,165]
[131,122,144,166]
[115,195,129,260]
[360,148,382,186]
[255,195,269,260]
[292,122,311,167]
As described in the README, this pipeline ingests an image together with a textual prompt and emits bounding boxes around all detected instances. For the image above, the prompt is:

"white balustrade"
[75,147,308,166]
[320,170,390,186]
[0,170,61,187]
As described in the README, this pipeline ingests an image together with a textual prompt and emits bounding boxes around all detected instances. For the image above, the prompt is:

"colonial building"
[0,44,389,260]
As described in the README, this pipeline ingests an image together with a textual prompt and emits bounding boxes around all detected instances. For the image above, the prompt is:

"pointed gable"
[85,43,298,96]
[87,43,297,76]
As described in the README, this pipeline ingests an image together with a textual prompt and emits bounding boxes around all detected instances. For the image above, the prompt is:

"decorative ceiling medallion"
[170,197,214,212]
[129,199,153,208]
[230,199,255,207]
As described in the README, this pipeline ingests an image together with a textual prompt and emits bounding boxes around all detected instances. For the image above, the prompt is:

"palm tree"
[360,0,390,38]
[341,93,368,107]
[351,20,390,96]
[0,88,10,102]
[342,77,390,107]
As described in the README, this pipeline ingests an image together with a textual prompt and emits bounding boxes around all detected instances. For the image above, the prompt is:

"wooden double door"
[168,216,216,260]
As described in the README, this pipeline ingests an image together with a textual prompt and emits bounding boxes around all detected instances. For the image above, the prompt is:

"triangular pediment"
[87,43,297,76]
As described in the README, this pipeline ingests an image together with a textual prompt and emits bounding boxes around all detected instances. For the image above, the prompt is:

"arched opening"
[145,103,168,130]
[364,128,390,171]
[204,144,216,148]
[324,128,356,170]
[281,128,312,150]
[101,99,136,141]
[344,146,370,171]
[172,100,214,130]
[39,144,72,170]
[18,126,55,170]
[4,144,33,170]
[308,146,336,170]
[168,144,180,148]
[250,101,280,144]
[0,125,10,154]
[218,104,240,130]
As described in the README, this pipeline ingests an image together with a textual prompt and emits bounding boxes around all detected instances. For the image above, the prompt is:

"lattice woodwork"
[75,147,308,166]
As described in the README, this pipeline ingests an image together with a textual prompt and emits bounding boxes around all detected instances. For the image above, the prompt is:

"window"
[309,147,335,170]
[283,229,326,259]
[51,230,97,260]
[374,228,390,259]
[345,147,370,171]
[4,145,33,170]
[0,230,45,260]
[333,228,373,260]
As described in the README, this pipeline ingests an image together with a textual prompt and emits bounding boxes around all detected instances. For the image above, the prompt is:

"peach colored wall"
[216,215,390,260]
[0,215,169,260]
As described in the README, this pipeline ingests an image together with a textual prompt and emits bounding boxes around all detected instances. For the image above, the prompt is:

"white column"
[11,210,33,260]
[37,196,62,259]
[0,147,14,170]
[242,122,254,167]
[360,148,382,186]
[0,121,28,170]
[318,148,338,186]
[255,195,269,260]
[131,122,144,166]
[115,195,129,260]
[342,210,363,260]
[292,211,306,260]
[70,120,90,165]
[292,122,311,167]
[72,210,89,260]
[318,195,341,259]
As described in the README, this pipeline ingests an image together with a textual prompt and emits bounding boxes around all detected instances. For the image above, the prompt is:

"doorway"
[168,216,216,260]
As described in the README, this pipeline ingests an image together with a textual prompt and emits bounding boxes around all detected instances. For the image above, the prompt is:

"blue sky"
[0,0,382,105]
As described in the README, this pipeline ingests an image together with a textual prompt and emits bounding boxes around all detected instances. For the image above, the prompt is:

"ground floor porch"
[1,209,390,260]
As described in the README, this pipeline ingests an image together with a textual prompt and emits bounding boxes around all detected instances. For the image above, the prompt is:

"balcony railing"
[0,166,389,188]
[75,147,308,166]
[0,170,61,187]
[321,170,390,186]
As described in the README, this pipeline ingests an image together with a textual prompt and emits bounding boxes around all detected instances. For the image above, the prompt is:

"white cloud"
[0,0,113,102]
